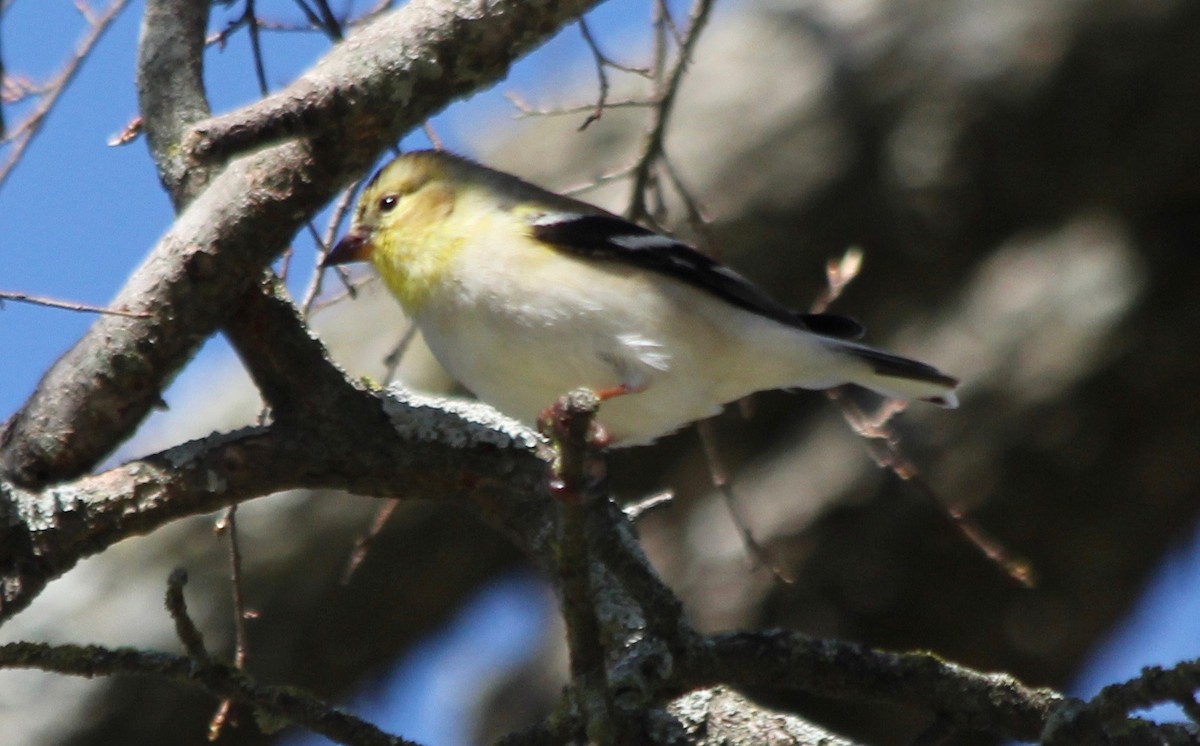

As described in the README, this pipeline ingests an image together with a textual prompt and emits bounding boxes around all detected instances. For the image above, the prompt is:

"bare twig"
[577,19,612,130]
[289,0,343,39]
[0,25,6,139]
[107,115,144,146]
[245,0,270,95]
[165,569,213,665]
[660,152,714,254]
[340,498,402,584]
[539,389,639,738]
[0,289,151,318]
[504,91,656,120]
[307,274,376,315]
[627,0,714,223]
[622,490,674,521]
[421,121,442,150]
[0,0,131,193]
[380,322,419,383]
[810,248,863,313]
[810,250,1033,587]
[299,180,362,317]
[696,420,793,583]
[0,641,418,746]
[209,506,256,740]
[559,163,637,197]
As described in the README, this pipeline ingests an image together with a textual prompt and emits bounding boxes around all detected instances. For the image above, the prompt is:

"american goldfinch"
[325,150,958,445]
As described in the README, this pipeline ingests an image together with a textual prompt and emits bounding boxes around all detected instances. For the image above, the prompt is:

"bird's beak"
[323,232,371,267]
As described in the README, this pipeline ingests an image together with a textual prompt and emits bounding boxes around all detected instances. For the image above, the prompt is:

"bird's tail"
[833,341,959,408]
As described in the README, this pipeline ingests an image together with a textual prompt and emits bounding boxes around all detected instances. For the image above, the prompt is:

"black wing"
[530,212,863,339]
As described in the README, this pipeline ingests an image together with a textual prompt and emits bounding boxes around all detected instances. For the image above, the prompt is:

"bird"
[324,150,958,446]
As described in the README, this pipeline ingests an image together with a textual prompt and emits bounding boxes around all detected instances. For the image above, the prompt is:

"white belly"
[412,256,795,444]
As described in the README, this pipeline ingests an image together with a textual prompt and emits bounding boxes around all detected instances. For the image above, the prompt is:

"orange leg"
[593,381,648,402]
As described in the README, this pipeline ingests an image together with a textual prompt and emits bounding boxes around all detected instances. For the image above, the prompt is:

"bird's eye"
[378,194,399,212]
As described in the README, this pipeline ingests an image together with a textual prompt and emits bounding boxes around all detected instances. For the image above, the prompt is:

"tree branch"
[136,0,213,205]
[0,641,416,746]
[685,629,1062,742]
[185,0,606,163]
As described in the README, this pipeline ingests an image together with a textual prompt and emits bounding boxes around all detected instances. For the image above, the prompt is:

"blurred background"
[2,0,1199,744]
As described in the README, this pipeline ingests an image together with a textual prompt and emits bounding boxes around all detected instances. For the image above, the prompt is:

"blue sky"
[2,1,1197,741]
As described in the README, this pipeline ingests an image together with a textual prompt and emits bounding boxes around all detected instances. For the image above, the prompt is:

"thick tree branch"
[0,384,554,623]
[0,0,605,489]
[136,0,212,205]
[683,629,1063,742]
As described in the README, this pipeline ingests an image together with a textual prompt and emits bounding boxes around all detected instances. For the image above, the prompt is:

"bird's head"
[324,151,473,311]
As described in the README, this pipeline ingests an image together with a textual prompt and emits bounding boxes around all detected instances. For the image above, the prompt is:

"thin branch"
[628,0,715,223]
[0,0,131,194]
[659,152,714,254]
[299,180,362,317]
[245,0,270,96]
[0,23,6,139]
[695,419,793,583]
[504,91,658,119]
[210,505,255,740]
[577,19,611,130]
[0,290,152,318]
[340,498,401,584]
[380,322,419,383]
[622,490,674,521]
[421,121,442,150]
[307,0,344,40]
[829,390,1035,587]
[165,569,214,665]
[0,641,418,746]
[1044,660,1200,744]
[559,163,636,197]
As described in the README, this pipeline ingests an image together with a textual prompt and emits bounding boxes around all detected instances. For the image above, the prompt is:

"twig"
[660,152,715,255]
[559,163,636,197]
[0,641,418,746]
[306,0,344,40]
[0,26,7,139]
[299,180,362,317]
[577,19,612,130]
[1043,661,1200,744]
[340,498,402,584]
[210,506,256,740]
[622,490,674,521]
[627,0,714,223]
[831,390,1035,588]
[421,121,442,150]
[0,0,131,193]
[811,250,1033,587]
[307,273,377,315]
[381,322,419,384]
[245,0,270,96]
[810,248,863,313]
[504,91,656,120]
[165,569,213,665]
[0,289,151,318]
[696,419,793,583]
